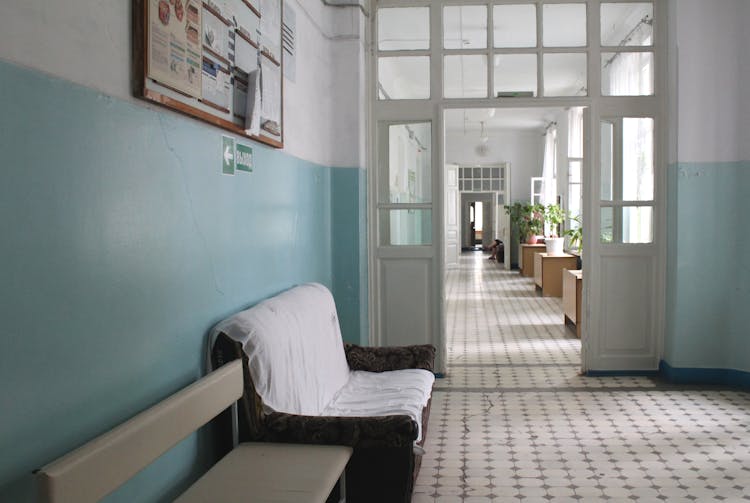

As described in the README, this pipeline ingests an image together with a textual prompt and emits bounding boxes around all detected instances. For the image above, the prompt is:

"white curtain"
[541,127,557,206]
[567,107,583,158]
[604,32,653,95]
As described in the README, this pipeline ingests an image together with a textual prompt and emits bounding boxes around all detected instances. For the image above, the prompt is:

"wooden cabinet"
[563,269,583,338]
[534,253,578,297]
[520,244,547,277]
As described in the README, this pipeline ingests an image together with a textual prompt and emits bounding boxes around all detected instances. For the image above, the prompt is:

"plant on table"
[564,214,583,252]
[506,202,544,243]
[544,204,566,238]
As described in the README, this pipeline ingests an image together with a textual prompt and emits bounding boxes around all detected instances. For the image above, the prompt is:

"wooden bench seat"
[175,443,351,503]
[37,360,351,503]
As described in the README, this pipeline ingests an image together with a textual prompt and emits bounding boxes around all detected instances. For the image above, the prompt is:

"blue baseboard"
[659,361,750,389]
[586,369,660,377]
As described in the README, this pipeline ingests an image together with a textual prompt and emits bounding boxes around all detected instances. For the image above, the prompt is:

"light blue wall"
[331,168,368,346]
[0,60,363,501]
[664,162,750,374]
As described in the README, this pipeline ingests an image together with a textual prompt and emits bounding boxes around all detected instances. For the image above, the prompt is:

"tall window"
[541,126,557,206]
[567,107,584,242]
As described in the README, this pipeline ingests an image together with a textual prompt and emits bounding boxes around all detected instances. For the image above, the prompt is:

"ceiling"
[444,107,567,134]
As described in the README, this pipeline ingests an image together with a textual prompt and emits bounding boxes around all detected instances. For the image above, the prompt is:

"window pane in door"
[378,7,430,51]
[622,206,653,243]
[388,123,431,203]
[445,55,488,98]
[494,54,537,97]
[600,206,653,244]
[379,57,430,100]
[601,52,654,96]
[600,207,614,243]
[543,53,587,96]
[600,121,614,201]
[543,4,587,47]
[622,118,654,201]
[493,4,536,48]
[380,209,432,245]
[601,3,653,47]
[444,5,487,49]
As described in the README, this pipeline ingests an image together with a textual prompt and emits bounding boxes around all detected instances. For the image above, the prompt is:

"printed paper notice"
[260,0,282,62]
[148,0,203,97]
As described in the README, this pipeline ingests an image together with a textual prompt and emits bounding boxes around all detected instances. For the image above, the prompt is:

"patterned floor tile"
[417,253,750,502]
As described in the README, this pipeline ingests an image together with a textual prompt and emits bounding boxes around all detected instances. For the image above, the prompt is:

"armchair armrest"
[261,412,418,448]
[344,343,436,372]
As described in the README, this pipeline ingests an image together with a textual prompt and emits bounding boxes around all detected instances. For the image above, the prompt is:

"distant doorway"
[471,201,483,245]
[461,192,494,250]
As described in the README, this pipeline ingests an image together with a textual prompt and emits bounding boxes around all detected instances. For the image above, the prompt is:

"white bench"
[37,360,352,503]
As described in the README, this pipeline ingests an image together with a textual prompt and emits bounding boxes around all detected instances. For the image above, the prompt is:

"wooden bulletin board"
[133,0,283,148]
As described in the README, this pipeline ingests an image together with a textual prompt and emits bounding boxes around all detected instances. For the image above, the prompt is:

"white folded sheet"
[322,369,435,442]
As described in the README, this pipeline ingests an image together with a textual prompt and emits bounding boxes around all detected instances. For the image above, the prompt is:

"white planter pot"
[545,237,564,255]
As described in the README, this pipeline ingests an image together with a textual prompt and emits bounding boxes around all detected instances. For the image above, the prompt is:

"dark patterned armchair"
[212,336,435,503]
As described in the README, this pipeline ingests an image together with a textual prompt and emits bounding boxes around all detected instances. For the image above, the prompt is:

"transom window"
[376,1,655,100]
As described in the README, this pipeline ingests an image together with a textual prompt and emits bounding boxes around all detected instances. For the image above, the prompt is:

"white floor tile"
[422,253,750,502]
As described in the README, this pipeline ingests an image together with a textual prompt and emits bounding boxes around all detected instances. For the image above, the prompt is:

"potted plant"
[505,203,544,244]
[505,202,525,243]
[564,214,583,268]
[544,204,565,255]
[524,204,544,244]
[565,214,583,251]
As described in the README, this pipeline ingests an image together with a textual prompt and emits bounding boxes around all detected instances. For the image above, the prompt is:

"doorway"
[370,0,666,375]
[461,194,493,250]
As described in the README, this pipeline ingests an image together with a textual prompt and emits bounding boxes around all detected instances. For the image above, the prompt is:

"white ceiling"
[444,107,566,134]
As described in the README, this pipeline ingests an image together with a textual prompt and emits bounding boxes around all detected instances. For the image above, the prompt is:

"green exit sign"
[236,143,253,173]
[222,135,235,175]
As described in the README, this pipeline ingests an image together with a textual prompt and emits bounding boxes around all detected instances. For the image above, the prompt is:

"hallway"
[413,253,750,502]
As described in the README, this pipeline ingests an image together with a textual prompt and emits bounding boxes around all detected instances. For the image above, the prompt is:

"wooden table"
[534,253,578,297]
[175,443,353,503]
[563,269,583,338]
[520,244,547,277]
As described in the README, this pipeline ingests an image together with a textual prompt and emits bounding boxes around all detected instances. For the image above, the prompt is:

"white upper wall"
[0,1,133,100]
[284,1,364,167]
[445,130,542,204]
[672,0,744,163]
[741,1,750,161]
[0,0,364,168]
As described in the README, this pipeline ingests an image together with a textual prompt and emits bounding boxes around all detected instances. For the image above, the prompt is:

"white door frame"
[368,0,667,375]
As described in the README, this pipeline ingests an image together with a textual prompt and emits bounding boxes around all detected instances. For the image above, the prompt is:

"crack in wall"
[157,115,225,296]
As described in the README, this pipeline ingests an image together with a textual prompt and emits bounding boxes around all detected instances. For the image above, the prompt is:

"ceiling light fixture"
[479,121,489,143]
[475,121,490,157]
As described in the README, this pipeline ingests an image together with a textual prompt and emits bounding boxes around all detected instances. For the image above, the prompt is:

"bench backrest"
[37,360,243,503]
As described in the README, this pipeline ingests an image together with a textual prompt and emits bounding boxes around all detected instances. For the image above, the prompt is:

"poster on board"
[138,0,283,148]
[147,0,202,97]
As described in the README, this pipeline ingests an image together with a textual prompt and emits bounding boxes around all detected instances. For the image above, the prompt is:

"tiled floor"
[413,253,750,502]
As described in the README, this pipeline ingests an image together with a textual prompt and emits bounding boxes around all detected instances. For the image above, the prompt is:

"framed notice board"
[133,0,283,148]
